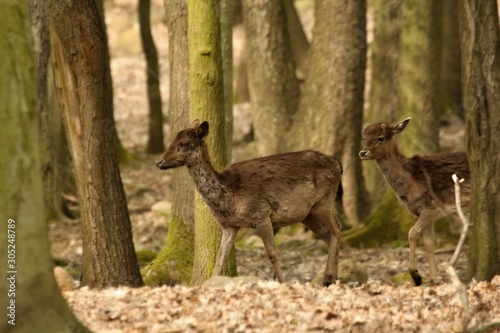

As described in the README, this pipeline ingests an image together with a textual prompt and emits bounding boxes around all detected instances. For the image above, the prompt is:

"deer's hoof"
[409,269,422,286]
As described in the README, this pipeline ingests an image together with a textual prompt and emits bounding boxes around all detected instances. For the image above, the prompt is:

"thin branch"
[449,174,470,267]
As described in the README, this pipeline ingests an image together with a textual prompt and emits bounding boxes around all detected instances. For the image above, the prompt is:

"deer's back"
[405,151,470,211]
[217,150,342,227]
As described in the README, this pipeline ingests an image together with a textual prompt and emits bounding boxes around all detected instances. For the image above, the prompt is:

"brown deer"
[359,118,470,286]
[156,119,343,286]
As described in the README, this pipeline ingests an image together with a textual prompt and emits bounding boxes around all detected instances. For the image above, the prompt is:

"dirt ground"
[48,1,500,332]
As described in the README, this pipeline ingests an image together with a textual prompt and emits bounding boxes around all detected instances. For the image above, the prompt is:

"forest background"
[0,0,499,332]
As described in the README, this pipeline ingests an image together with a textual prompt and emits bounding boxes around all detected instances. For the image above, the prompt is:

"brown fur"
[156,119,343,286]
[360,118,470,285]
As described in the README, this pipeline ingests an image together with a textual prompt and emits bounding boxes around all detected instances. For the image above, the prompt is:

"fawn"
[156,119,343,286]
[359,118,470,285]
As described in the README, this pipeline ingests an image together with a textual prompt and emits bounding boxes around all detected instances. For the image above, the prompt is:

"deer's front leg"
[256,218,284,283]
[408,210,439,286]
[213,227,238,277]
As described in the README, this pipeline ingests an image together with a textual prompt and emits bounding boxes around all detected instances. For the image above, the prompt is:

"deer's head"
[155,119,209,170]
[359,118,411,160]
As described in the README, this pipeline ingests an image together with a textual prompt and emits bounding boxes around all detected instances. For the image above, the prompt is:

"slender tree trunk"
[220,0,235,160]
[142,0,195,286]
[0,2,89,331]
[441,0,462,115]
[139,0,165,154]
[398,0,442,155]
[289,0,369,225]
[459,0,500,282]
[45,0,143,288]
[189,0,237,285]
[242,0,301,156]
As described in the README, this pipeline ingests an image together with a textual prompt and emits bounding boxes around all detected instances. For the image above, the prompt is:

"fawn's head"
[359,118,411,160]
[155,119,209,170]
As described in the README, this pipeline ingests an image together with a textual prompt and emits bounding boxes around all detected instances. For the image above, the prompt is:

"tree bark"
[364,0,401,200]
[189,0,237,285]
[220,0,235,160]
[441,0,462,115]
[288,0,369,225]
[142,0,195,286]
[242,0,301,156]
[284,0,309,81]
[0,1,89,331]
[459,0,500,282]
[45,0,143,288]
[398,0,441,155]
[139,0,165,154]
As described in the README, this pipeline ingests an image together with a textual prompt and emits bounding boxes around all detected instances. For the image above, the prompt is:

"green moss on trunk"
[142,216,194,286]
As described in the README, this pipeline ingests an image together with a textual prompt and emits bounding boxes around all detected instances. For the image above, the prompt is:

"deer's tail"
[335,181,343,208]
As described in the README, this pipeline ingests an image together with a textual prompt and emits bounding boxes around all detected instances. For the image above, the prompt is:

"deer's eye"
[377,136,384,142]
[180,142,189,148]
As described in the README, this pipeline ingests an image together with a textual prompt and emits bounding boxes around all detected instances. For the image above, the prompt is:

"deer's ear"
[188,119,201,129]
[393,118,411,135]
[195,121,209,139]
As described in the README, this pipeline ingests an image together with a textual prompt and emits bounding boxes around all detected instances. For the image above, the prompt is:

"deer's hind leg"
[408,209,440,286]
[309,198,341,287]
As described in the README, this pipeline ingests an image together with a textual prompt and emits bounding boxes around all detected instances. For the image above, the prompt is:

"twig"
[450,174,470,267]
[447,174,470,316]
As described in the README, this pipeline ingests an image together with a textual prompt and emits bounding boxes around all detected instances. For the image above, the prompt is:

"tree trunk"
[139,0,165,154]
[441,0,462,116]
[142,0,195,286]
[459,0,500,282]
[220,0,235,160]
[242,0,301,156]
[45,0,143,288]
[0,2,89,331]
[288,0,369,225]
[189,0,237,285]
[364,0,401,201]
[398,0,441,155]
[284,0,309,81]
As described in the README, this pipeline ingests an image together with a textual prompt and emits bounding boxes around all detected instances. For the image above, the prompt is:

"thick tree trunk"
[189,0,237,285]
[139,0,165,154]
[242,0,301,156]
[0,2,89,331]
[143,0,195,286]
[459,0,500,282]
[45,0,143,288]
[398,0,441,155]
[364,0,401,200]
[289,0,369,225]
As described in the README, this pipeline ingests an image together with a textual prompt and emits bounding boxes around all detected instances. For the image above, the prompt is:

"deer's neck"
[187,146,229,215]
[376,146,413,196]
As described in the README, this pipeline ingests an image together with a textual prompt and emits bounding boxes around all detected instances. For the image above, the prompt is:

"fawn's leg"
[311,200,341,287]
[422,224,437,283]
[408,210,439,286]
[256,218,284,283]
[213,227,238,276]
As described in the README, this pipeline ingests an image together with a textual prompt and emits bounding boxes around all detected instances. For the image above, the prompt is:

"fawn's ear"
[392,118,411,135]
[188,119,201,129]
[195,121,209,139]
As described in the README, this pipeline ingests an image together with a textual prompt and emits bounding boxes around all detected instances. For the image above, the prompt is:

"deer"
[359,118,470,286]
[155,119,343,286]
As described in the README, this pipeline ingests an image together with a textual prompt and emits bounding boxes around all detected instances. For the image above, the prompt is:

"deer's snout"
[155,158,166,169]
[359,150,372,159]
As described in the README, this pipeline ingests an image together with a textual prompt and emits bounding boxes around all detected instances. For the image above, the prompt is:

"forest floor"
[48,1,500,332]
